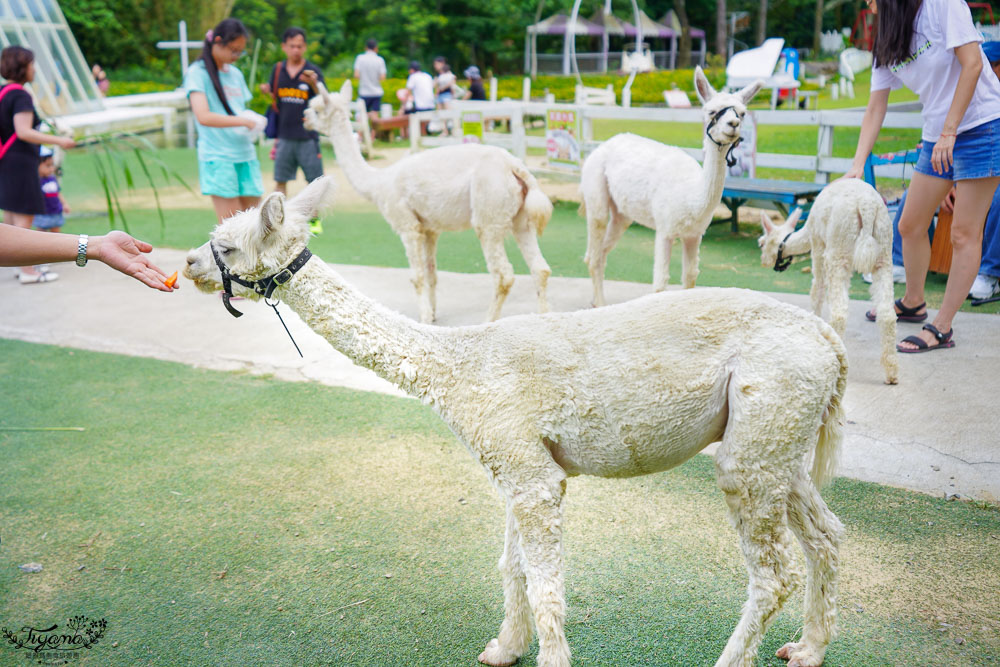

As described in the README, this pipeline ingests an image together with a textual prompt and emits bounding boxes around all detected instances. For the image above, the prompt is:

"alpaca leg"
[653,229,674,292]
[513,222,551,314]
[714,437,801,667]
[422,230,440,322]
[398,227,435,324]
[585,209,610,307]
[479,502,534,666]
[777,472,844,667]
[825,264,850,338]
[509,479,570,667]
[478,230,515,322]
[680,235,701,289]
[809,256,826,319]
[869,266,899,384]
[589,211,630,306]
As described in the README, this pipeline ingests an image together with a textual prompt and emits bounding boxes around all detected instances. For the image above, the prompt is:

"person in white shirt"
[353,39,387,121]
[401,61,436,114]
[843,0,1000,353]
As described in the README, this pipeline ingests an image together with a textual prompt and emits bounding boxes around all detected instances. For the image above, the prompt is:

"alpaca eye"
[220,247,234,255]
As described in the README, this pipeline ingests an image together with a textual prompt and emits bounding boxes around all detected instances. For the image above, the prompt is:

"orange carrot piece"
[165,271,178,288]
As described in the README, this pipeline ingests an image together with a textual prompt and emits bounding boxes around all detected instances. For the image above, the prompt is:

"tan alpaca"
[304,81,552,324]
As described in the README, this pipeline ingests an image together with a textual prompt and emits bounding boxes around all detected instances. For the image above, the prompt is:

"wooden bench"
[720,177,826,232]
[370,115,430,141]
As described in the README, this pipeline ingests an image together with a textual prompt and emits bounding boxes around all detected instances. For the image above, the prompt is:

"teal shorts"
[198,159,264,198]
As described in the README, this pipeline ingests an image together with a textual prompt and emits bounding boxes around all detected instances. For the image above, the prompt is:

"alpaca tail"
[811,322,848,489]
[852,195,891,273]
[512,161,553,236]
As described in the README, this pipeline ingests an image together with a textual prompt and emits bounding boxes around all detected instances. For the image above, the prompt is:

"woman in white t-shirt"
[844,0,1000,353]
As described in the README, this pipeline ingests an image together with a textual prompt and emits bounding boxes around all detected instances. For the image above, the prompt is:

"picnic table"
[719,177,826,232]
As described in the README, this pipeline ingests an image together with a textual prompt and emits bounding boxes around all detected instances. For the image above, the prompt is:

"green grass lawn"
[2,339,998,666]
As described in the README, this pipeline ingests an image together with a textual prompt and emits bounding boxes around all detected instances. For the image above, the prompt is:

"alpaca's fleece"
[579,67,763,307]
[758,178,898,384]
[304,80,553,324]
[185,187,847,667]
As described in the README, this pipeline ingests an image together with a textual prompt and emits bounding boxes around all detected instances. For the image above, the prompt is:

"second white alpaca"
[759,177,898,384]
[304,81,553,324]
[579,67,762,307]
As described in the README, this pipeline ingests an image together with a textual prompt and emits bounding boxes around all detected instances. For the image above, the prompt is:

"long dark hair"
[872,0,924,68]
[199,18,249,116]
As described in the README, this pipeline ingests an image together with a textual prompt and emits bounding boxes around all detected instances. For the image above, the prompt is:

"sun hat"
[463,65,481,79]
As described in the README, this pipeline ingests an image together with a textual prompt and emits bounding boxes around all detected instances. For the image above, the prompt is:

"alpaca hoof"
[776,642,824,667]
[478,638,519,666]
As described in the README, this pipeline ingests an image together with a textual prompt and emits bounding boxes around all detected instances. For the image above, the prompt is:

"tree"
[716,0,727,58]
[674,0,693,68]
[757,0,768,46]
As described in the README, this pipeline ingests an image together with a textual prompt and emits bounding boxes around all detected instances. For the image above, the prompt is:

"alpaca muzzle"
[773,233,794,272]
[705,106,742,168]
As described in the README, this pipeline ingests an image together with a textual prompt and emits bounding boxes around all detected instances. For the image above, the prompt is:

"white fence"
[402,101,923,184]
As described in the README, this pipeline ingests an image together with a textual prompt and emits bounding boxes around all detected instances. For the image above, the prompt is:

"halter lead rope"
[704,106,742,169]
[211,243,312,357]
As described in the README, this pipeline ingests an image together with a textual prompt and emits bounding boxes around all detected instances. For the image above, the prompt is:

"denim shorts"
[198,159,264,199]
[914,117,1000,181]
[33,213,64,230]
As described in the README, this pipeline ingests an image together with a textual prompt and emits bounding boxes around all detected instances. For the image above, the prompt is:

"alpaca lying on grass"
[759,178,898,384]
[304,81,552,324]
[184,176,847,667]
[579,67,762,307]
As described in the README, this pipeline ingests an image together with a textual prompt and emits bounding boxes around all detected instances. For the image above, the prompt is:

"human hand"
[301,70,318,85]
[260,82,271,95]
[941,186,957,213]
[838,166,865,181]
[931,133,956,175]
[62,202,71,214]
[92,230,175,291]
[57,136,75,150]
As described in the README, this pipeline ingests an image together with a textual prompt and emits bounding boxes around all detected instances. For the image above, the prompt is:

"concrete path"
[2,250,998,502]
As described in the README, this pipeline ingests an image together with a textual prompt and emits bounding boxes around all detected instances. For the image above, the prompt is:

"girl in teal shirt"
[184,19,262,223]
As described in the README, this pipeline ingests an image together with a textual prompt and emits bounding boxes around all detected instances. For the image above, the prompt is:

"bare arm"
[930,42,984,174]
[842,87,890,179]
[0,226,174,290]
[188,92,255,129]
[13,112,74,149]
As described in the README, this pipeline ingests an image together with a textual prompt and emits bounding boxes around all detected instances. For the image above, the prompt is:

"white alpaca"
[185,176,847,667]
[579,68,763,307]
[758,178,898,385]
[304,81,553,324]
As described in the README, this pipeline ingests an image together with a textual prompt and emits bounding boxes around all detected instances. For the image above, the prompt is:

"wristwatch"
[76,234,89,267]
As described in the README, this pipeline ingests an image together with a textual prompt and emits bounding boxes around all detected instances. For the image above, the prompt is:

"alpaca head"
[694,67,762,148]
[184,176,337,296]
[304,80,353,135]
[757,208,801,267]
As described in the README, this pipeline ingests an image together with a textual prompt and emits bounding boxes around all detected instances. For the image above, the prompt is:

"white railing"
[404,101,923,184]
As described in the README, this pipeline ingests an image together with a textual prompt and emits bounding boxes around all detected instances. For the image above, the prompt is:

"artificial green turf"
[2,339,998,666]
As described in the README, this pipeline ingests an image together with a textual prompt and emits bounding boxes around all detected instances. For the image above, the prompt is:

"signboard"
[727,110,757,179]
[545,107,582,170]
[461,111,484,144]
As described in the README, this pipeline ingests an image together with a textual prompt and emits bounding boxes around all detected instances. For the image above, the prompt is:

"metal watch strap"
[76,234,89,267]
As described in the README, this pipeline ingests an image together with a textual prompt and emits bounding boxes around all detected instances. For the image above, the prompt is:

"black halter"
[211,243,313,317]
[773,233,794,272]
[705,105,742,168]
[210,243,313,357]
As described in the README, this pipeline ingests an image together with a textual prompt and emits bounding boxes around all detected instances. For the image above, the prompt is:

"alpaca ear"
[760,211,774,234]
[316,81,331,106]
[339,79,352,100]
[738,79,764,105]
[259,192,285,238]
[787,207,803,228]
[694,66,716,105]
[290,175,337,220]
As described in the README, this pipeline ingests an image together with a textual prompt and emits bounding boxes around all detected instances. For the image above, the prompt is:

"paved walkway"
[2,250,998,502]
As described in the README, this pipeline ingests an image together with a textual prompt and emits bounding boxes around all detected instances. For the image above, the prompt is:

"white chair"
[725,37,799,110]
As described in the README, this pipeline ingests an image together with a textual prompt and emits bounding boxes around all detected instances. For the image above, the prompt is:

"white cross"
[156,21,203,75]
